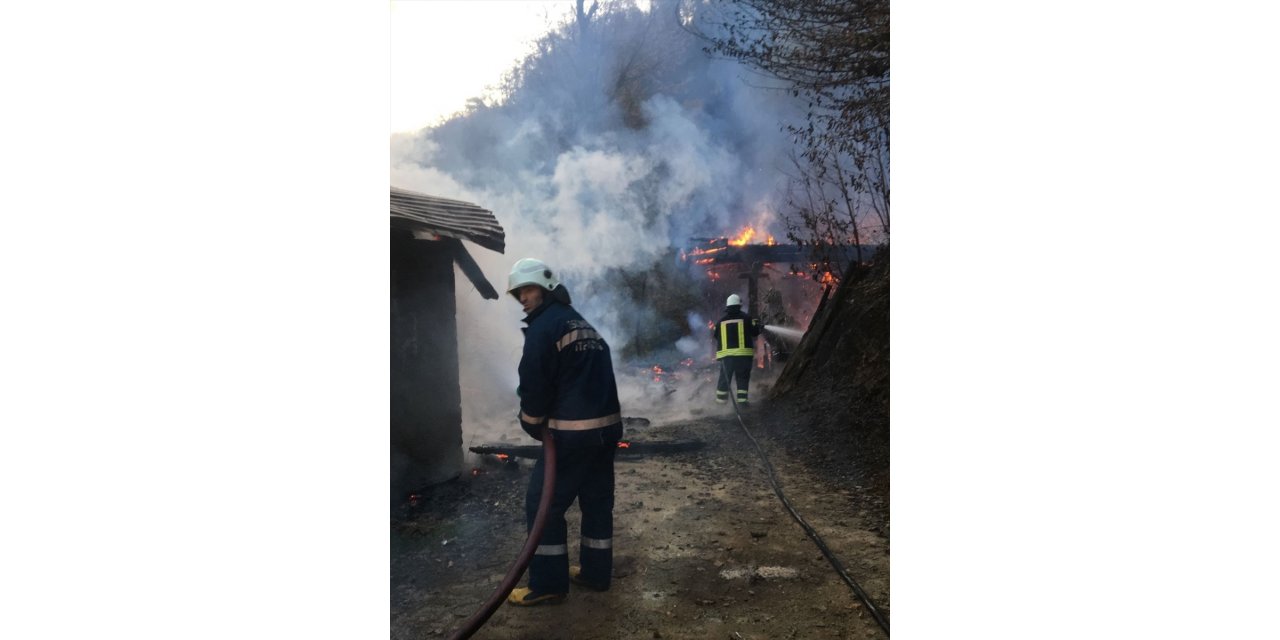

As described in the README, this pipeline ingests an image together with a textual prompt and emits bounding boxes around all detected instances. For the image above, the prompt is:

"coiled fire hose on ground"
[723,360,890,636]
[446,426,557,640]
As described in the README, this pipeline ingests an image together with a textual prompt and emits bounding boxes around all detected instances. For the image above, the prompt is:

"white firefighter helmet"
[507,258,560,297]
[726,293,742,307]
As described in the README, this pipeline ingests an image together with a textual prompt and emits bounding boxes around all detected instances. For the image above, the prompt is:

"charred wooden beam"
[695,244,878,266]
[442,237,500,300]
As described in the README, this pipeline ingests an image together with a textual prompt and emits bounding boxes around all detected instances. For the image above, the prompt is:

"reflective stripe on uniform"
[715,390,728,398]
[580,536,612,550]
[549,412,622,431]
[715,319,753,359]
[556,328,602,352]
[535,544,568,556]
[521,411,547,425]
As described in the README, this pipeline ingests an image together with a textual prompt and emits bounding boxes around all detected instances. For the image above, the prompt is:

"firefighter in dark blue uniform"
[505,258,623,606]
[713,293,760,405]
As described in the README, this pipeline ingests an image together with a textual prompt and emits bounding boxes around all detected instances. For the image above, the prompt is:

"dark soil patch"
[391,414,888,640]
[763,247,889,537]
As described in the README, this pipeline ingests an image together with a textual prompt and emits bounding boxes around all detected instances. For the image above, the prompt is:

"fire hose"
[723,360,891,636]
[446,425,557,640]
[444,370,889,637]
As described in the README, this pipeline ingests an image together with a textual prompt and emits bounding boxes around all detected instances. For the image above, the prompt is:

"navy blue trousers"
[525,423,621,594]
[716,355,753,403]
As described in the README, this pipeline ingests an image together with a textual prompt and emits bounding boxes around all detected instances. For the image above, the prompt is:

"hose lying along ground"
[726,364,891,636]
[447,427,557,640]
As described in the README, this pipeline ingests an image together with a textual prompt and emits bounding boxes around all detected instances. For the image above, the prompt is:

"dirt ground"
[391,396,890,640]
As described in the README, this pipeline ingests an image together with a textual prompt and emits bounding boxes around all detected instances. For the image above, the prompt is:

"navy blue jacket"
[517,298,622,446]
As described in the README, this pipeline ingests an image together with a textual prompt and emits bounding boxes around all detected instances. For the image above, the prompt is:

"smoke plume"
[391,2,807,441]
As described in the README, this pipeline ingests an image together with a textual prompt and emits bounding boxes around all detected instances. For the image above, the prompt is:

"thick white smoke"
[391,3,807,442]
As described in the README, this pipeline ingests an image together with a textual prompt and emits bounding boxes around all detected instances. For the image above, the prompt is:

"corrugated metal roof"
[390,187,505,254]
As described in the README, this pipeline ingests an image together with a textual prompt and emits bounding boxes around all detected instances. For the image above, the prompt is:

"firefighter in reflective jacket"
[505,258,623,607]
[712,293,760,405]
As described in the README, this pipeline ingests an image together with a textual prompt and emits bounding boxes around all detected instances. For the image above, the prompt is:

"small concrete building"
[390,187,504,503]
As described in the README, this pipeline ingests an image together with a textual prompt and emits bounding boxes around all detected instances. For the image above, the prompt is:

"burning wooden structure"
[390,187,504,503]
[682,231,879,368]
[684,236,877,290]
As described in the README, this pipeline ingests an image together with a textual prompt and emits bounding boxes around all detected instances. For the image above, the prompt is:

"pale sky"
[390,1,580,134]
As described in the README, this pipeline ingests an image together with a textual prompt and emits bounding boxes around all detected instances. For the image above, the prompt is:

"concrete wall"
[390,229,463,502]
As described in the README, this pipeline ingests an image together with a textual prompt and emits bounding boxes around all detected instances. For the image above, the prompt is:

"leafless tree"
[499,0,691,131]
[688,0,889,272]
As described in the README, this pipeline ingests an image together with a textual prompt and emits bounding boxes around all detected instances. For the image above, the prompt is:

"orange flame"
[496,453,510,461]
[617,441,631,449]
[728,226,757,246]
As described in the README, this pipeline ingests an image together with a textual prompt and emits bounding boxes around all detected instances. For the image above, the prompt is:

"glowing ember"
[684,245,727,262]
[680,358,694,367]
[496,453,510,461]
[617,441,631,449]
[471,468,484,477]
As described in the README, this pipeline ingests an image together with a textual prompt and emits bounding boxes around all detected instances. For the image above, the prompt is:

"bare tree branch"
[688,0,890,266]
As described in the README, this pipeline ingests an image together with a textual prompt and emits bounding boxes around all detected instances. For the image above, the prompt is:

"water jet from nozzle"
[764,325,804,343]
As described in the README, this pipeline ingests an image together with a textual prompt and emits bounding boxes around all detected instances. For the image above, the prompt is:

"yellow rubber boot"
[506,587,566,606]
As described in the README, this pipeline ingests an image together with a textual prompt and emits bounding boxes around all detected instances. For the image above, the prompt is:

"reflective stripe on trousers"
[526,434,617,594]
[581,536,612,549]
[717,355,752,403]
